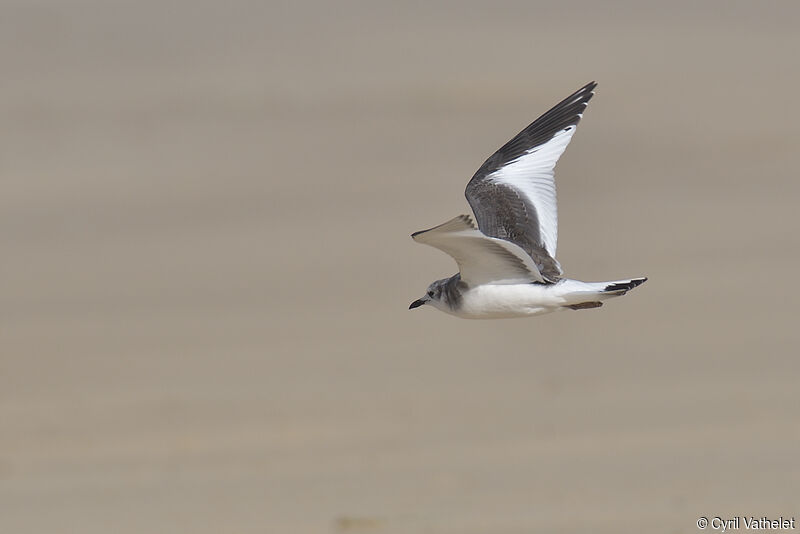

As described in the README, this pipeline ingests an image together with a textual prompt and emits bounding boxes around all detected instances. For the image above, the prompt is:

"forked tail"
[561,276,647,310]
[602,277,648,295]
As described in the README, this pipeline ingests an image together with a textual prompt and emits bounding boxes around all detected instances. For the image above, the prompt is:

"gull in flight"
[409,82,646,319]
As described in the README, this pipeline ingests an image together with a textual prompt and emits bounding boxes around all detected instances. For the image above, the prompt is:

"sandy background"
[2,1,799,533]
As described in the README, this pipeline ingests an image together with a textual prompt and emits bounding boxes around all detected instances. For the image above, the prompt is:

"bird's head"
[409,278,451,311]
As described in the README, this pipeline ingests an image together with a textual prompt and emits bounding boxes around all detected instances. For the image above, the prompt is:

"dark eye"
[427,290,434,297]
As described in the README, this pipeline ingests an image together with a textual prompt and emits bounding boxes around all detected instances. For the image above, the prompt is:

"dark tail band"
[604,277,647,294]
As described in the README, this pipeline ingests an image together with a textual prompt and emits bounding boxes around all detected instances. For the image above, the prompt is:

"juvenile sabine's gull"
[409,82,646,319]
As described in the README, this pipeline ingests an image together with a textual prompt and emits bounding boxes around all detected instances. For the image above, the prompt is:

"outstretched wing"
[411,215,544,285]
[465,81,596,281]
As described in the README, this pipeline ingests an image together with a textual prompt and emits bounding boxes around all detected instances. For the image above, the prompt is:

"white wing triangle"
[485,125,576,258]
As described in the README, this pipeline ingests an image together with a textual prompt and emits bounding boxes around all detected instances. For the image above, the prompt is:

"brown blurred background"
[2,1,799,533]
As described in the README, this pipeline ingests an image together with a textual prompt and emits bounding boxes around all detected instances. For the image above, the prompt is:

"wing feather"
[411,215,544,285]
[465,81,596,280]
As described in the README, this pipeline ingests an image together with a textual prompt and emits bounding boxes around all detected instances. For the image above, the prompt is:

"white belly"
[450,283,568,319]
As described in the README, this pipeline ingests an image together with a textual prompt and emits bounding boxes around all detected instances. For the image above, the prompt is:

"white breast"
[452,283,567,319]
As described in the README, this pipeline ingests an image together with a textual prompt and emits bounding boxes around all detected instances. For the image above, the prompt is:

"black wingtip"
[468,80,599,181]
[603,277,647,293]
[567,80,597,100]
[573,81,597,96]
